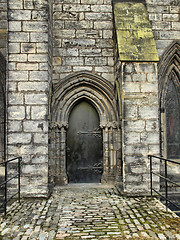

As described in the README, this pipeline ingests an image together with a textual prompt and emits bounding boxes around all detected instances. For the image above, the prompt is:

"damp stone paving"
[0,184,180,239]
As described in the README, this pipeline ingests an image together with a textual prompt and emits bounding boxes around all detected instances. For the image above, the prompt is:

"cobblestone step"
[0,184,179,239]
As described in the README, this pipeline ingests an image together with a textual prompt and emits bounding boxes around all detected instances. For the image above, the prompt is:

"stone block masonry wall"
[53,0,115,85]
[146,0,180,57]
[7,0,52,197]
[121,62,159,194]
[0,0,7,57]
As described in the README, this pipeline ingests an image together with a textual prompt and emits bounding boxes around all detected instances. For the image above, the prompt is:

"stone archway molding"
[50,71,121,185]
[52,71,119,128]
[158,41,180,158]
[158,41,180,104]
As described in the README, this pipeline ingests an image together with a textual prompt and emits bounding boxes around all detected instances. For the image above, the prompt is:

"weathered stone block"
[34,133,48,144]
[62,39,95,47]
[64,57,84,66]
[8,133,32,144]
[124,132,141,145]
[20,145,48,155]
[141,132,159,144]
[8,92,24,105]
[85,12,112,20]
[23,21,48,32]
[31,106,47,119]
[8,106,25,120]
[63,4,90,12]
[54,29,75,38]
[159,31,180,40]
[91,5,112,12]
[17,63,39,70]
[32,10,48,20]
[145,120,158,132]
[25,93,48,105]
[9,71,28,81]
[123,82,140,93]
[8,121,22,132]
[79,48,101,56]
[9,43,20,53]
[30,32,48,42]
[23,121,48,132]
[139,63,156,73]
[163,13,179,21]
[76,30,102,39]
[139,106,158,119]
[123,63,137,73]
[28,54,48,62]
[133,73,146,82]
[85,57,106,66]
[103,30,113,39]
[94,21,113,29]
[56,48,78,57]
[37,43,48,53]
[124,120,145,132]
[125,174,142,183]
[8,63,16,71]
[9,10,31,20]
[30,71,48,81]
[8,82,17,92]
[123,104,138,119]
[124,145,148,156]
[22,164,48,174]
[9,32,29,42]
[172,22,180,30]
[9,54,27,62]
[39,63,49,70]
[18,82,48,92]
[146,73,158,82]
[24,0,35,9]
[65,20,93,29]
[148,144,159,155]
[21,43,36,53]
[140,83,158,93]
[31,155,48,164]
[9,21,21,31]
[95,66,112,73]
[81,0,103,3]
[102,73,115,82]
[73,66,92,72]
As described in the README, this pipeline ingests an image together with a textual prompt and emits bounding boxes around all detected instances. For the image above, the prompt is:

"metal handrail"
[0,156,22,215]
[149,155,180,212]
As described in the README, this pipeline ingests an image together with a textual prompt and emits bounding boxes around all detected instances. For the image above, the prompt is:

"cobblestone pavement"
[0,184,180,239]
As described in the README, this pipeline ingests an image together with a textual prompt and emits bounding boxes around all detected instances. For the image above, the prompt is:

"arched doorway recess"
[50,72,121,185]
[158,41,180,158]
[158,41,180,196]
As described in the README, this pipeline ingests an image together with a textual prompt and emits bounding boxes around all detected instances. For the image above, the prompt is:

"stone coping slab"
[114,2,159,62]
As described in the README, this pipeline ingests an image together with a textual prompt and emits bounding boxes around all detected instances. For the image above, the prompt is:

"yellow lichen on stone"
[114,2,159,62]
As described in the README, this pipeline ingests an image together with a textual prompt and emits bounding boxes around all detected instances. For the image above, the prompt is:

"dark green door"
[67,101,103,183]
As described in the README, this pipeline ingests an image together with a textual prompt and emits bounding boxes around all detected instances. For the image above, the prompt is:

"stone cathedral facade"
[0,0,179,197]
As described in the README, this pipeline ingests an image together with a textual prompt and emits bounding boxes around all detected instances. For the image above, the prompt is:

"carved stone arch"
[49,72,121,185]
[159,41,180,107]
[158,41,180,159]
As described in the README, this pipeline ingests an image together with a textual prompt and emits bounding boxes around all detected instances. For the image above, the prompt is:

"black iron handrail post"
[4,160,7,215]
[149,155,153,197]
[165,159,168,209]
[149,154,180,213]
[18,157,21,204]
[0,157,22,215]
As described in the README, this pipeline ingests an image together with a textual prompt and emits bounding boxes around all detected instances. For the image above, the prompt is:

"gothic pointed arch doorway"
[67,100,103,183]
[50,71,121,185]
